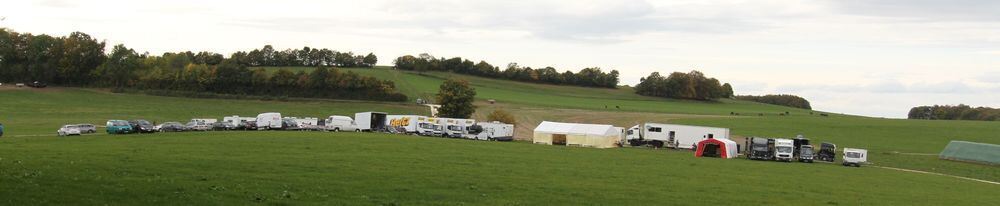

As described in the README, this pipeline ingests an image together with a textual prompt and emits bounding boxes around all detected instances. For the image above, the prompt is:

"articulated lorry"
[386,115,421,134]
[625,123,730,149]
[818,142,837,162]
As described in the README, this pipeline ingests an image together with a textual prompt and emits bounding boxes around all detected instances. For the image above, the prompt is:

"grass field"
[1,71,997,204]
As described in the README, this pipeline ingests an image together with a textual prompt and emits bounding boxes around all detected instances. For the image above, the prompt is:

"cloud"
[776,80,980,94]
[830,0,1000,22]
[38,0,76,8]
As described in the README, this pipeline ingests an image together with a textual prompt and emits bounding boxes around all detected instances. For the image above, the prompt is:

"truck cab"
[799,145,815,163]
[842,148,868,167]
[746,137,771,160]
[773,138,794,162]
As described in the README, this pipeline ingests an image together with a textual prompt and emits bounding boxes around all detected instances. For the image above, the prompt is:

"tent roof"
[535,121,617,136]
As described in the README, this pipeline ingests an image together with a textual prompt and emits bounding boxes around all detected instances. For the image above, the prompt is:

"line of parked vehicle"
[745,136,867,167]
[57,111,516,142]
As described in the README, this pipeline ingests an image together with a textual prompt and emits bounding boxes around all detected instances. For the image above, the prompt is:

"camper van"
[355,112,388,132]
[475,121,514,141]
[842,148,868,167]
[256,112,283,130]
[625,123,730,149]
[774,138,794,162]
[325,116,359,132]
[386,115,422,134]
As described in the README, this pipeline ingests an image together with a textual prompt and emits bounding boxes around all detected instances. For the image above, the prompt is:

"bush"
[486,109,516,125]
[736,94,812,109]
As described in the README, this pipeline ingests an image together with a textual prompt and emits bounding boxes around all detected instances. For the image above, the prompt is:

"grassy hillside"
[1,132,996,205]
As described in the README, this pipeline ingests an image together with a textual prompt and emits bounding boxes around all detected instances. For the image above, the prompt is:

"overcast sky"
[3,0,999,118]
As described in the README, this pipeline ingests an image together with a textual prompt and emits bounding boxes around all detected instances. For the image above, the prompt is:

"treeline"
[393,54,619,88]
[736,94,812,109]
[0,28,406,101]
[908,105,1000,121]
[634,71,734,100]
[231,45,377,67]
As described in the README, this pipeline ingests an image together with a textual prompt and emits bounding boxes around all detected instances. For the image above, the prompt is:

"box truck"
[842,148,867,167]
[386,115,422,134]
[256,112,282,130]
[325,115,359,132]
[774,138,794,162]
[625,123,730,149]
[745,137,772,160]
[475,121,514,141]
[355,112,388,132]
[417,117,443,136]
[441,118,476,138]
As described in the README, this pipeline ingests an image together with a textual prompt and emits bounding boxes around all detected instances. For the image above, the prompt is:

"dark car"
[157,122,185,132]
[27,81,47,88]
[212,122,237,131]
[129,119,156,133]
[242,121,258,130]
[0,122,5,137]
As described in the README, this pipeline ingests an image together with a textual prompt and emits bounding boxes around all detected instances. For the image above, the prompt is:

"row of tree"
[0,28,405,101]
[393,54,619,88]
[908,105,1000,121]
[735,94,812,109]
[232,45,377,68]
[633,71,734,100]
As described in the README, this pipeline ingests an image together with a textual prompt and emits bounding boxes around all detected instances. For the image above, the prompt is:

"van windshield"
[777,147,793,153]
[111,121,129,126]
[419,123,434,129]
[448,125,462,131]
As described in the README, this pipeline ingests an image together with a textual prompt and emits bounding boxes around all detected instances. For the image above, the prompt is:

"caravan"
[256,112,282,130]
[625,123,730,149]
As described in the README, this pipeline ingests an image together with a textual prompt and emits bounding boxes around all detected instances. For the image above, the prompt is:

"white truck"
[475,121,514,141]
[842,148,868,167]
[625,123,730,149]
[417,117,443,136]
[774,138,794,162]
[386,115,422,134]
[256,112,282,130]
[442,118,476,138]
[324,115,359,132]
[355,112,388,132]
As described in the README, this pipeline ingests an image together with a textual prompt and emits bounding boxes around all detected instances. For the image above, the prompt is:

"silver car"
[57,125,82,136]
[76,124,97,134]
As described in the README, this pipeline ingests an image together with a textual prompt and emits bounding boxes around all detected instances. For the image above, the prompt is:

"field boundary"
[872,165,1000,185]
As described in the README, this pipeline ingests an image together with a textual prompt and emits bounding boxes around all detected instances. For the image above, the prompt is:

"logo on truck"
[390,117,411,127]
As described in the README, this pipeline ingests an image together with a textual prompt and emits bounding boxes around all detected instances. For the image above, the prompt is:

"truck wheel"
[650,141,664,148]
[333,128,340,132]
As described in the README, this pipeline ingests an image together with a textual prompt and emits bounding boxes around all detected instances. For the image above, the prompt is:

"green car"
[106,120,133,134]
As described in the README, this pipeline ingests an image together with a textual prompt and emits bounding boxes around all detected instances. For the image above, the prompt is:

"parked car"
[185,121,211,131]
[242,121,258,130]
[129,119,156,133]
[106,120,133,134]
[157,122,185,132]
[0,122,5,137]
[212,122,237,131]
[57,125,82,136]
[76,124,97,134]
[27,81,47,88]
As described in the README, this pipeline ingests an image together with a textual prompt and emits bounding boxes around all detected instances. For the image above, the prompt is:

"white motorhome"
[475,121,514,141]
[842,148,868,167]
[386,115,422,134]
[625,123,730,149]
[256,112,282,130]
[355,112,388,132]
[325,115,359,132]
[774,138,794,162]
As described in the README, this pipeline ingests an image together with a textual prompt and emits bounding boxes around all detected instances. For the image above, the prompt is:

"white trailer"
[842,148,868,167]
[625,123,730,149]
[355,112,388,132]
[295,117,320,130]
[386,115,422,134]
[325,115,359,132]
[475,121,514,141]
[256,112,282,130]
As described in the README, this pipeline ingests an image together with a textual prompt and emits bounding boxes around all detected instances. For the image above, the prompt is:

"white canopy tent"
[533,121,622,149]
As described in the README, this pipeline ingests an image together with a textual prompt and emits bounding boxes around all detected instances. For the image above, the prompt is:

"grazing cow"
[820,113,829,117]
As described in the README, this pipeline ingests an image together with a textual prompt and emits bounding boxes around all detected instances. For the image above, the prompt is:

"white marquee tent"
[533,121,622,149]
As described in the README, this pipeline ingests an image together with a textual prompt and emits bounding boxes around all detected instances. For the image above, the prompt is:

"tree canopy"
[634,70,731,100]
[736,94,812,109]
[394,54,619,88]
[436,78,477,118]
[908,105,1000,121]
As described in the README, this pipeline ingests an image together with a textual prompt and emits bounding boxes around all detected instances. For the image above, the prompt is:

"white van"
[325,116,359,132]
[842,148,868,167]
[256,112,282,130]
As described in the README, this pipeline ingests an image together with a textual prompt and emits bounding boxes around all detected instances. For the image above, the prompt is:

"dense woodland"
[735,94,812,109]
[908,105,1000,121]
[633,71,734,100]
[393,54,619,88]
[0,28,405,101]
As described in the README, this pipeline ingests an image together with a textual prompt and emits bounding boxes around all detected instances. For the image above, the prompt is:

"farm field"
[0,73,997,204]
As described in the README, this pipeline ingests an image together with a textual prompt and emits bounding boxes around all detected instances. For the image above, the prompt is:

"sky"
[2,0,999,118]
